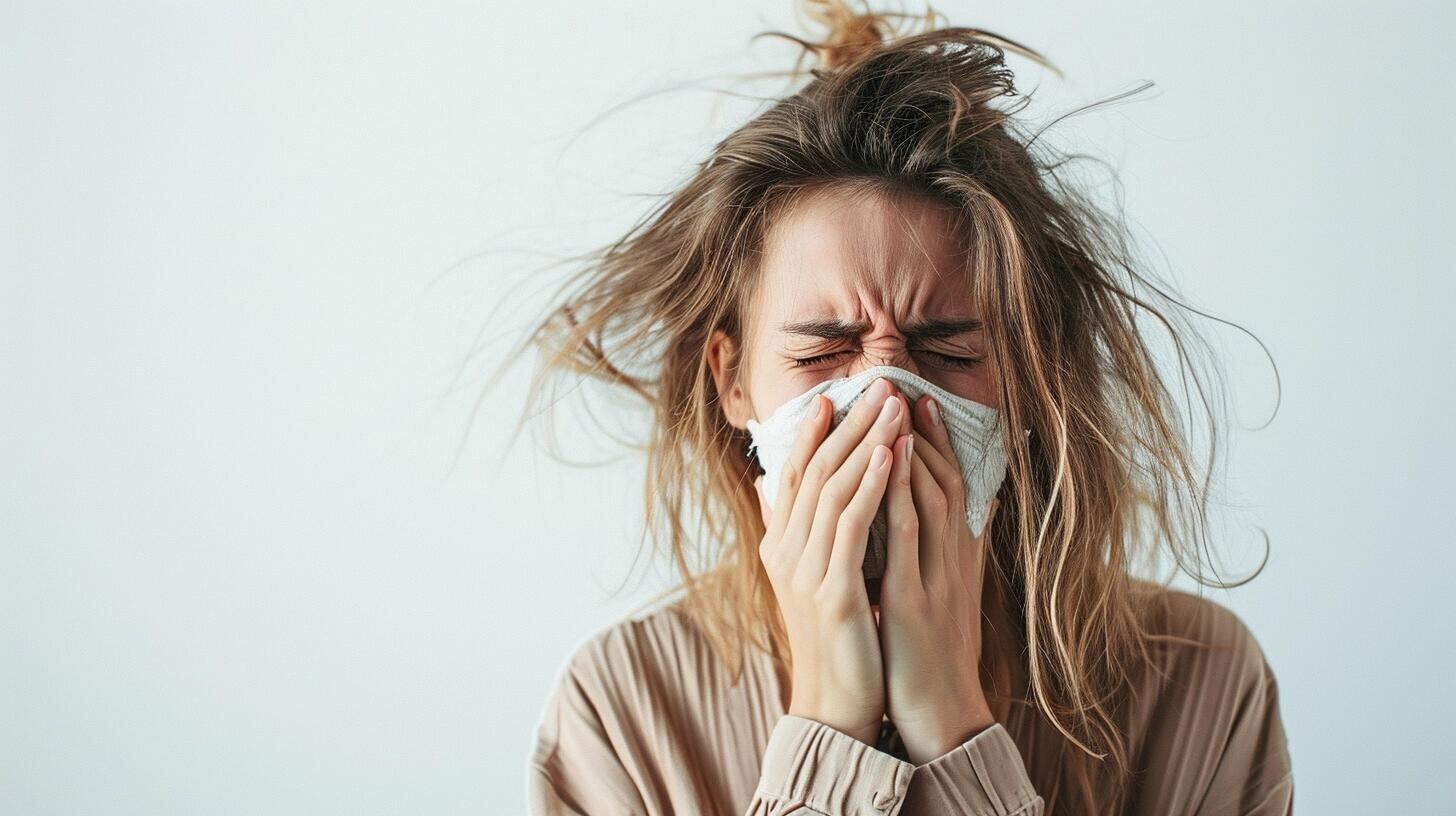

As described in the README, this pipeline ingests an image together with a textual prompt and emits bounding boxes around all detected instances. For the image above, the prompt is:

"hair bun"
[804,0,891,70]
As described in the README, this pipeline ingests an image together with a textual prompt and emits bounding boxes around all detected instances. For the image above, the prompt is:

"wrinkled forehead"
[750,184,975,330]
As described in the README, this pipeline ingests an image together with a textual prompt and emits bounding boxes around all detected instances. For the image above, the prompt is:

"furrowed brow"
[903,317,983,339]
[779,316,982,340]
[779,317,872,340]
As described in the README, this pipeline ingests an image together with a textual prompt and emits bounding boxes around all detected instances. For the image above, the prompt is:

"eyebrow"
[779,316,983,341]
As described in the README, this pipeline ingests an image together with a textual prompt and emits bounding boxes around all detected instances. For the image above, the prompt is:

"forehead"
[754,186,971,324]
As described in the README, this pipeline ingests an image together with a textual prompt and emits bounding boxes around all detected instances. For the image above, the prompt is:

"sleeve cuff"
[906,722,1040,814]
[757,714,915,816]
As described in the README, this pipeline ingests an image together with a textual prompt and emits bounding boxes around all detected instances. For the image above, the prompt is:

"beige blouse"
[527,585,1293,815]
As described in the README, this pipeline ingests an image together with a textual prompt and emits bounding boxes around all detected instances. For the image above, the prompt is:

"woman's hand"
[752,377,904,747]
[877,389,1004,765]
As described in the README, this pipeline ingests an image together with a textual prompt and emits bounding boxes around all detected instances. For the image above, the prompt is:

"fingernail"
[811,395,824,420]
[878,395,900,423]
[870,446,890,469]
[927,398,942,427]
[905,435,914,461]
[867,377,890,404]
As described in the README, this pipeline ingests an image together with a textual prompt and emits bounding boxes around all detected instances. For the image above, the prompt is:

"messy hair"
[500,1,1276,812]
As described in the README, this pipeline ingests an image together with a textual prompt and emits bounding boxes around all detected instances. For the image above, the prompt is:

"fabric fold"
[527,586,1293,816]
[903,722,1043,815]
[755,715,916,816]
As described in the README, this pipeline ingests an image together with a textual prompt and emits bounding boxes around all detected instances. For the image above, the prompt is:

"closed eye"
[791,349,982,370]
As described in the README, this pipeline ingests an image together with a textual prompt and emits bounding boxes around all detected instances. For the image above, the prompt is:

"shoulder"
[530,599,783,814]
[537,598,710,733]
[532,600,751,775]
[1126,580,1283,733]
[531,600,700,763]
[1136,581,1276,681]
[1122,587,1294,810]
[556,598,705,697]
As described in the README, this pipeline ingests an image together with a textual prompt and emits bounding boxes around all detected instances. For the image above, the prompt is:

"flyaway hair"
[502,2,1279,812]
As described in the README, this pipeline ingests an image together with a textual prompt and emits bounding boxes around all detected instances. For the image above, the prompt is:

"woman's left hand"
[876,389,1003,765]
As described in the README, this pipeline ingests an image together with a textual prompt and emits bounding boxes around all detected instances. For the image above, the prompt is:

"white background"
[4,1,1452,813]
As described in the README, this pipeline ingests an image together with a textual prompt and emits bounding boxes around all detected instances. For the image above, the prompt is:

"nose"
[844,347,920,383]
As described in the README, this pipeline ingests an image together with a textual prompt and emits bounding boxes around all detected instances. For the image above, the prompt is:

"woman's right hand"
[753,376,909,747]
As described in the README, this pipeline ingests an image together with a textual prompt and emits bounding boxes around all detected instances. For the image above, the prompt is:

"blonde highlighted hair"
[498,2,1277,812]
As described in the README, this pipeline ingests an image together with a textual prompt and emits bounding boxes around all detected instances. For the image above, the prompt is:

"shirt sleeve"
[752,714,915,815]
[898,722,1043,816]
[528,661,917,815]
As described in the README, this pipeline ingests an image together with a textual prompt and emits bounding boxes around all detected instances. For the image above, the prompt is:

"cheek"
[747,374,809,422]
[740,341,801,421]
[949,362,998,410]
[909,355,1000,412]
[980,356,1003,410]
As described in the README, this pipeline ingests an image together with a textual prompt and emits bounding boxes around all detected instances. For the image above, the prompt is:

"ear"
[707,328,752,430]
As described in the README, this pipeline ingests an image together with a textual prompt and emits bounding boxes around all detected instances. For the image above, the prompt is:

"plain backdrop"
[4,1,1452,813]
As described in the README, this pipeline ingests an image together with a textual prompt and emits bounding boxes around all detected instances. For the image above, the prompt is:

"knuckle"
[892,515,919,538]
[835,516,866,541]
[844,405,878,434]
[925,490,949,515]
[926,480,949,507]
[820,479,853,507]
[761,558,787,585]
[788,571,819,598]
[926,577,949,604]
[803,459,832,488]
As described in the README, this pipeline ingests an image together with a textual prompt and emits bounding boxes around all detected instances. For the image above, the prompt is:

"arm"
[894,660,1293,816]
[528,664,918,815]
[868,393,1041,816]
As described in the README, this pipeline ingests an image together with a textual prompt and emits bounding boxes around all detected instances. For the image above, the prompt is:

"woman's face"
[710,186,1001,430]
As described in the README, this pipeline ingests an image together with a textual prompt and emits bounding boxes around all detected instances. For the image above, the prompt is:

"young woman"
[523,3,1293,814]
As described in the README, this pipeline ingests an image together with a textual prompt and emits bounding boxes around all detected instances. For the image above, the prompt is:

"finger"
[779,382,892,560]
[810,378,897,470]
[883,432,920,587]
[908,428,963,511]
[908,443,952,587]
[957,495,994,597]
[959,496,1001,592]
[913,394,968,522]
[799,391,905,583]
[907,425,966,588]
[914,394,962,470]
[774,387,832,547]
[890,389,912,436]
[824,442,894,583]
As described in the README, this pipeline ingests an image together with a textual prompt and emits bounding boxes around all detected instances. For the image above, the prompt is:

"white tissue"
[744,365,1011,545]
